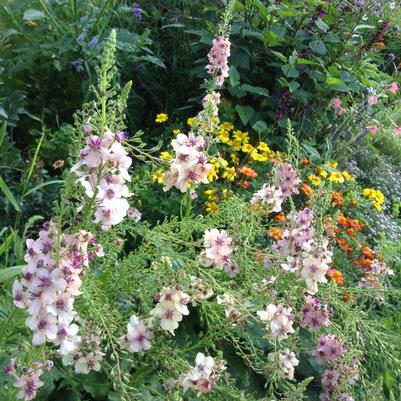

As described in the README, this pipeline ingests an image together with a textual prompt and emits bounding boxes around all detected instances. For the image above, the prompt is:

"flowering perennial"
[13,221,103,354]
[257,304,295,340]
[200,228,234,270]
[72,128,133,230]
[205,35,231,86]
[163,133,212,193]
[149,285,190,334]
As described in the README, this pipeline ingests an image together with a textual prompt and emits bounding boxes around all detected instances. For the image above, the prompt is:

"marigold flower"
[222,167,236,181]
[316,166,328,178]
[206,201,219,213]
[221,121,234,131]
[300,183,315,196]
[268,227,284,240]
[172,129,181,135]
[302,159,311,166]
[241,143,254,153]
[327,269,345,285]
[346,228,356,238]
[231,154,239,165]
[274,212,285,222]
[238,166,258,178]
[155,113,168,123]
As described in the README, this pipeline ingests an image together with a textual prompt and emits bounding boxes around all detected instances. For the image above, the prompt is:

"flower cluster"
[188,276,214,306]
[300,238,333,294]
[275,208,315,258]
[330,97,347,116]
[362,188,385,211]
[4,359,52,401]
[121,314,153,353]
[163,133,212,193]
[149,285,190,334]
[72,128,133,230]
[180,353,226,395]
[275,162,301,198]
[257,304,295,340]
[269,348,299,380]
[205,35,231,86]
[200,228,234,272]
[314,335,345,365]
[12,221,103,352]
[62,321,104,374]
[300,296,331,331]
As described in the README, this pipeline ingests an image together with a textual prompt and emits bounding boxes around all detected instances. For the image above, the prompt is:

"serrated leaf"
[309,40,327,55]
[315,18,329,32]
[302,143,320,160]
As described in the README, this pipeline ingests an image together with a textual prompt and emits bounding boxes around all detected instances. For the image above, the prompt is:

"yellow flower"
[307,174,322,186]
[204,189,219,202]
[27,20,37,27]
[316,167,328,178]
[218,129,230,144]
[160,151,173,160]
[233,130,249,143]
[231,154,239,165]
[363,188,384,211]
[241,143,254,154]
[326,161,338,169]
[152,171,164,184]
[206,201,219,213]
[187,117,196,126]
[172,129,181,135]
[228,140,242,151]
[342,171,353,181]
[257,142,270,152]
[222,167,236,181]
[251,151,268,162]
[155,113,168,123]
[221,122,234,131]
[207,165,218,182]
[328,172,345,184]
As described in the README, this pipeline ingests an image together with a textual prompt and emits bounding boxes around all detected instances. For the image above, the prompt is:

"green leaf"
[23,180,64,198]
[0,265,23,283]
[301,144,321,160]
[309,40,327,55]
[0,175,20,211]
[161,23,185,29]
[240,84,269,97]
[235,105,254,125]
[270,50,287,62]
[229,66,240,87]
[252,120,267,133]
[0,122,6,148]
[315,18,329,32]
[288,81,300,93]
[296,58,320,66]
[23,9,46,20]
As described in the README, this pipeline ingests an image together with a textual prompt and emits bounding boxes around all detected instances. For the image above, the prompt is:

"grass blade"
[0,175,20,211]
[23,179,64,198]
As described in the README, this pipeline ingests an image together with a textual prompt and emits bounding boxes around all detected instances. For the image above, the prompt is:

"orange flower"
[346,228,356,238]
[302,159,311,166]
[348,219,364,231]
[343,291,353,303]
[332,192,343,208]
[372,41,385,48]
[337,214,348,228]
[350,200,357,206]
[327,269,345,285]
[300,183,315,196]
[274,212,286,222]
[268,227,284,240]
[235,180,251,189]
[362,245,374,259]
[238,166,258,179]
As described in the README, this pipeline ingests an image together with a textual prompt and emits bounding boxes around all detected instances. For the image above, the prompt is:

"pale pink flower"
[368,95,378,105]
[368,126,378,134]
[389,82,398,94]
